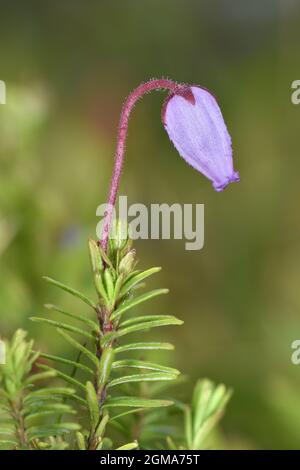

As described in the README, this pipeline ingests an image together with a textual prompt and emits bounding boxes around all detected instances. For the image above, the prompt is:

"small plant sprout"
[170,379,232,450]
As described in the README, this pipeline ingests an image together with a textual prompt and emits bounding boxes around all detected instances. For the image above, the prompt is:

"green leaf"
[190,379,232,449]
[43,276,97,309]
[86,381,100,430]
[101,316,183,346]
[28,422,81,439]
[0,428,14,436]
[166,436,178,450]
[116,440,138,450]
[88,238,103,274]
[37,364,86,391]
[108,372,178,388]
[23,396,62,407]
[193,379,214,432]
[206,384,232,418]
[95,411,109,438]
[57,329,99,367]
[122,269,139,283]
[113,273,125,300]
[109,408,145,422]
[111,289,169,321]
[24,387,76,403]
[76,431,86,450]
[97,347,115,388]
[0,440,17,447]
[30,317,94,341]
[104,269,115,300]
[25,370,57,384]
[148,374,188,397]
[97,243,115,271]
[24,390,86,408]
[112,359,179,375]
[66,394,87,407]
[24,408,76,424]
[120,267,161,296]
[39,352,94,376]
[94,273,109,303]
[115,342,174,353]
[103,397,173,409]
[44,304,100,332]
[25,403,75,415]
[120,314,179,327]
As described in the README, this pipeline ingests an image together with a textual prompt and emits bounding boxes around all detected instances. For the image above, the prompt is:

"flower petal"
[163,86,239,191]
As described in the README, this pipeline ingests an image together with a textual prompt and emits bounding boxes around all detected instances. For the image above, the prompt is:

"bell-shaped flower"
[162,86,239,191]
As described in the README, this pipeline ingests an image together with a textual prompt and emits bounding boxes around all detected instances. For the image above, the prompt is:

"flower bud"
[119,250,136,275]
[162,86,239,192]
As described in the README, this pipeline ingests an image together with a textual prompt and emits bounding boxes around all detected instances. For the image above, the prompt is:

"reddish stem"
[101,78,179,251]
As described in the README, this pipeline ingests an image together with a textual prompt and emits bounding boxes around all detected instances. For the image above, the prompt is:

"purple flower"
[162,86,239,192]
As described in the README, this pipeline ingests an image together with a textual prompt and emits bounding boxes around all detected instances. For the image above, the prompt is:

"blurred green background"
[1,0,300,449]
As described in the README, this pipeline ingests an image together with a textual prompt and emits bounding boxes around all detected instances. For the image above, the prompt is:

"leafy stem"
[30,223,182,450]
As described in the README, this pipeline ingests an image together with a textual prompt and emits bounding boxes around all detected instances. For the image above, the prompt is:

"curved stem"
[101,78,179,251]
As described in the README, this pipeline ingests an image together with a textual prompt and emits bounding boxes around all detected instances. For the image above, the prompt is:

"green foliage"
[0,329,79,449]
[0,223,232,450]
[27,225,183,449]
[167,379,232,450]
[188,379,231,449]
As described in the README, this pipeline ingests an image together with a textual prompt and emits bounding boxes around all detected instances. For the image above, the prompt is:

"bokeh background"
[1,0,300,449]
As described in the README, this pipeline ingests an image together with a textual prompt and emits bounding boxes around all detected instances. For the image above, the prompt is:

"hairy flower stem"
[101,78,180,252]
